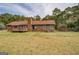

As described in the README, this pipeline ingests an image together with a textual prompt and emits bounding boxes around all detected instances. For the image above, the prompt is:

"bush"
[0,22,6,30]
[74,26,79,32]
[58,24,68,31]
[67,23,75,31]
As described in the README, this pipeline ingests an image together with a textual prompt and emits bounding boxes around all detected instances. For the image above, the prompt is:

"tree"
[34,15,41,20]
[42,15,54,20]
[52,8,61,29]
[0,13,26,25]
[74,19,79,31]
[52,4,79,31]
[53,8,61,16]
[0,22,6,30]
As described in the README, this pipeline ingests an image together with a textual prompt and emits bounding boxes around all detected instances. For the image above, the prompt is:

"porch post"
[27,18,32,31]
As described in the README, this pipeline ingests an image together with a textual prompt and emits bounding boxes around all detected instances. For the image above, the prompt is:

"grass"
[0,30,79,55]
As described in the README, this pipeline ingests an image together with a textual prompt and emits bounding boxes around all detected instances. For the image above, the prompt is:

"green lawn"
[0,30,79,55]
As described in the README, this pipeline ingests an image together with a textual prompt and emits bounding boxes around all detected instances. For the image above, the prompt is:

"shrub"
[0,22,6,30]
[67,23,75,31]
[74,26,79,32]
[58,24,68,31]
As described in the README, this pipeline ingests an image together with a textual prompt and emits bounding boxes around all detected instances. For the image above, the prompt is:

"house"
[6,19,55,32]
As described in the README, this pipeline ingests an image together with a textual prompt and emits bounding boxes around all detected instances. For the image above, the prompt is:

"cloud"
[0,3,78,18]
[18,3,77,17]
[0,3,34,16]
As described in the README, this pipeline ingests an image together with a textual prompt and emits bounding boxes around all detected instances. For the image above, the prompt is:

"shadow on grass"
[0,52,8,55]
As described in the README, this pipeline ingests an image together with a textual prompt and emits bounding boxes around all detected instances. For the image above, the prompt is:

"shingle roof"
[32,20,55,25]
[7,20,55,26]
[7,21,28,26]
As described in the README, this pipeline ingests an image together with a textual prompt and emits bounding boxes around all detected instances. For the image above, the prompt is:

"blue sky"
[0,3,78,17]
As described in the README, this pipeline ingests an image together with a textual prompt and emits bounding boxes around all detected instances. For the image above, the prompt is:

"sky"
[0,3,78,18]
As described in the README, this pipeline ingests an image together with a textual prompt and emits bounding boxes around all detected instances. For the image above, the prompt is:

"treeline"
[52,5,79,31]
[0,4,79,31]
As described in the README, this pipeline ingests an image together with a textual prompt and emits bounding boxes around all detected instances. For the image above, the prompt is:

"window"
[14,26,17,28]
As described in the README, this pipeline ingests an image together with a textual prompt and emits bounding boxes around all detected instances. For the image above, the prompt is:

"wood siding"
[7,25,28,32]
[32,25,55,32]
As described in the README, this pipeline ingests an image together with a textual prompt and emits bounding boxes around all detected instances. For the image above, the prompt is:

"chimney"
[28,17,32,31]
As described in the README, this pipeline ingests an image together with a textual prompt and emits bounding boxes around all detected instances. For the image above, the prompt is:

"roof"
[32,20,55,25]
[7,21,28,26]
[7,20,55,26]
